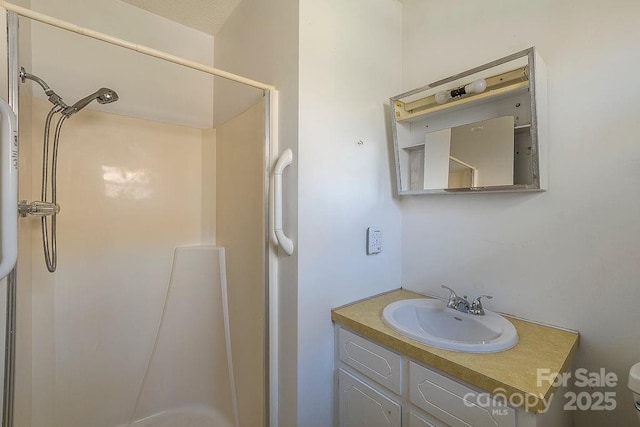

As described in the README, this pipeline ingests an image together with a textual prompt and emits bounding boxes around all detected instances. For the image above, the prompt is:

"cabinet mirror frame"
[390,47,547,195]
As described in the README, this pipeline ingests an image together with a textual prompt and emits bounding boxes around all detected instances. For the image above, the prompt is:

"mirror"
[390,47,547,194]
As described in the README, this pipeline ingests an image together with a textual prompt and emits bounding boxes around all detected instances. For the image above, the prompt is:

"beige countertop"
[331,289,579,413]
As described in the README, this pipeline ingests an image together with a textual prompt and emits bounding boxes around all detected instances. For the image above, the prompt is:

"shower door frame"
[2,8,281,427]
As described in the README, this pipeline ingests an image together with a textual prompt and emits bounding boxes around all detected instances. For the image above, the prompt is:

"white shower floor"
[128,405,234,427]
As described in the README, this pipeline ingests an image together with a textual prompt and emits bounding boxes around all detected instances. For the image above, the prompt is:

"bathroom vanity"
[331,290,579,427]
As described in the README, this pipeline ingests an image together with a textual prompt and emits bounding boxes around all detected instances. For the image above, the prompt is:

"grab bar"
[0,98,18,279]
[273,149,293,255]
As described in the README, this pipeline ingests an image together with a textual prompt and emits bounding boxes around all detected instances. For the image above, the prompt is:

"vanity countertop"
[331,289,579,413]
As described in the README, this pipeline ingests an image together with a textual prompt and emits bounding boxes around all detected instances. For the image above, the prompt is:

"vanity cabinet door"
[409,362,515,427]
[408,409,448,427]
[338,369,401,427]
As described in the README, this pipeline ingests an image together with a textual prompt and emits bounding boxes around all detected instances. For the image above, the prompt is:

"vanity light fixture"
[435,78,487,104]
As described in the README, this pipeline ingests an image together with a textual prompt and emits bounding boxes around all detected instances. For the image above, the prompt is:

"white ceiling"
[119,0,242,35]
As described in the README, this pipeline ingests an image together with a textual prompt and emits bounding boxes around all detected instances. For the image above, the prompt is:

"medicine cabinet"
[390,47,547,194]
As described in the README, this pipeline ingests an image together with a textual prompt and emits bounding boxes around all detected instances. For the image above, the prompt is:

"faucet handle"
[470,295,493,315]
[441,285,458,308]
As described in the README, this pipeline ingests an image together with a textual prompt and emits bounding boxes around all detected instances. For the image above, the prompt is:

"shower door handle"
[273,149,294,256]
[0,99,18,279]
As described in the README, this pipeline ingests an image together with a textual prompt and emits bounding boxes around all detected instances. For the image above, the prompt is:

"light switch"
[367,227,382,255]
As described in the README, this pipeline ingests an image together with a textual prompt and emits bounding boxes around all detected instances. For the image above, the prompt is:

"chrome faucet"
[469,295,493,316]
[441,285,493,316]
[441,285,470,313]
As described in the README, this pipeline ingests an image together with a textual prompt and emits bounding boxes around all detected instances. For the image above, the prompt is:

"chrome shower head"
[63,88,119,117]
[96,89,119,104]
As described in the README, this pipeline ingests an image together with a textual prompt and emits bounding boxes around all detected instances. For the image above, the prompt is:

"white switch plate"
[367,227,382,255]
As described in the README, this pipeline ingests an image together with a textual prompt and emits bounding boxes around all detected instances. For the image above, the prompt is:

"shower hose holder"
[18,200,60,217]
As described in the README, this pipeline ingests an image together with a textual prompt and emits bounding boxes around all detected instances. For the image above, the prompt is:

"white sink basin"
[382,298,518,353]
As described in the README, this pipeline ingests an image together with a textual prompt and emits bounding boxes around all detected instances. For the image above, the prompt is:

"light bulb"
[464,78,487,94]
[435,91,451,104]
[435,78,487,105]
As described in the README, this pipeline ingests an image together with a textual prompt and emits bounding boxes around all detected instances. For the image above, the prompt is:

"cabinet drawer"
[339,328,402,394]
[409,362,515,427]
[338,369,401,427]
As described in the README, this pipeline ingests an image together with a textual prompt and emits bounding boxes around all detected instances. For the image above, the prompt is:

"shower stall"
[0,2,288,427]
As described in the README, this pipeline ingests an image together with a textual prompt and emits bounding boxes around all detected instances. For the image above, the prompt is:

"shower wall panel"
[216,101,266,427]
[201,128,216,245]
[29,98,203,427]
